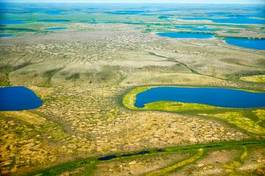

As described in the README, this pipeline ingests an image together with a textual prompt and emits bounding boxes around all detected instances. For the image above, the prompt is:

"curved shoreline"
[122,85,265,110]
[0,86,43,111]
[122,85,265,135]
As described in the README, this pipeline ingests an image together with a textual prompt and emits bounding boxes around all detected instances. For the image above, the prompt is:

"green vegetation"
[27,158,97,176]
[1,8,265,175]
[0,65,13,86]
[40,68,63,87]
[0,63,32,86]
[223,146,248,175]
[144,101,218,112]
[123,86,150,110]
[27,140,265,176]
[211,112,265,135]
[0,111,46,125]
[0,72,11,86]
[123,86,265,135]
[144,149,204,176]
[240,75,265,83]
[228,71,265,85]
[65,73,80,81]
[254,109,265,120]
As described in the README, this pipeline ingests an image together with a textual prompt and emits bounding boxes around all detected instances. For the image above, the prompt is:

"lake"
[0,86,42,111]
[212,17,265,24]
[46,27,67,31]
[225,37,265,50]
[135,87,265,108]
[157,32,214,39]
[0,34,14,38]
[0,19,24,25]
[107,10,145,15]
[39,19,70,23]
[181,17,265,25]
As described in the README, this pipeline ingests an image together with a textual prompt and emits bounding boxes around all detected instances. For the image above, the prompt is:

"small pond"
[107,10,145,15]
[225,37,265,50]
[46,27,67,31]
[0,19,24,25]
[0,86,42,111]
[212,17,265,24]
[135,87,265,108]
[39,19,70,23]
[157,32,214,39]
[0,34,14,38]
[181,17,265,25]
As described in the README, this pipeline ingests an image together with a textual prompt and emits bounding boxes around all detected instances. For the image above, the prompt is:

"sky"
[2,0,265,3]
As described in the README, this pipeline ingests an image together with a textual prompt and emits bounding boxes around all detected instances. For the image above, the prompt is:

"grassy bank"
[122,86,265,135]
[24,140,265,176]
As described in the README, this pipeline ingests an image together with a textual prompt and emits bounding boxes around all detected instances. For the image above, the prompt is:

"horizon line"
[2,1,265,4]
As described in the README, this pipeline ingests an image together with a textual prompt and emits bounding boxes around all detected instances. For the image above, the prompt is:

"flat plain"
[0,3,265,176]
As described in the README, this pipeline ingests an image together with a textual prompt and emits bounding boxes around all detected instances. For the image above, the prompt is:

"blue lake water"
[212,17,265,24]
[158,32,214,39]
[181,17,265,25]
[45,9,63,15]
[181,17,210,21]
[135,87,265,108]
[46,27,66,31]
[0,34,14,38]
[107,10,145,15]
[0,86,42,111]
[0,27,36,32]
[158,15,170,20]
[39,19,70,23]
[0,19,24,25]
[225,37,265,50]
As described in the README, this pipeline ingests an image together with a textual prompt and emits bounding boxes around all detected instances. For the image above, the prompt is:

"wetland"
[0,2,265,176]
